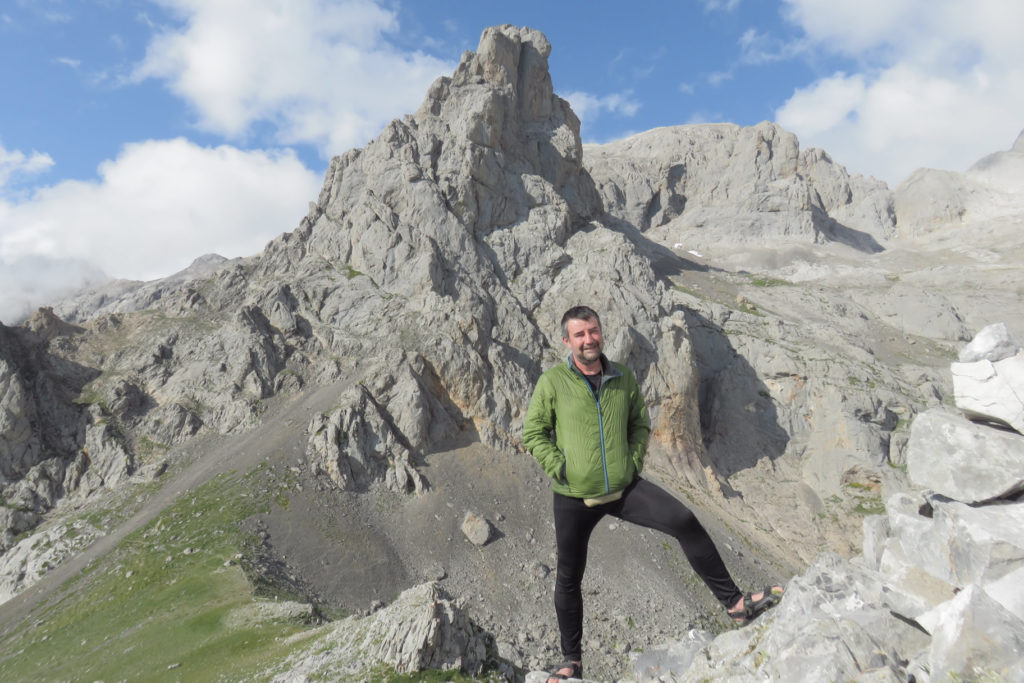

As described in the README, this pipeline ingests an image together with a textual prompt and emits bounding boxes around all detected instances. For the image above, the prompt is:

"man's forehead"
[564,317,601,334]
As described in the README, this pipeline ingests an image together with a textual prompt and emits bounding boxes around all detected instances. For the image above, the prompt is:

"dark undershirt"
[583,371,601,394]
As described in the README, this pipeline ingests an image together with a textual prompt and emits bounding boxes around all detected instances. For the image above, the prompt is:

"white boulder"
[907,408,1024,503]
[917,584,1024,681]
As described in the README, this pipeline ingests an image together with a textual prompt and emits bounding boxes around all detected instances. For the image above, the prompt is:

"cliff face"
[1,24,1024,681]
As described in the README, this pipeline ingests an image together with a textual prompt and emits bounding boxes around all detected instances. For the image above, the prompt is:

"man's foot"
[727,585,784,626]
[546,660,582,682]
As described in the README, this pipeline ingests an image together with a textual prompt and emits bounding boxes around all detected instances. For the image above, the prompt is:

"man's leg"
[552,491,604,664]
[611,479,743,608]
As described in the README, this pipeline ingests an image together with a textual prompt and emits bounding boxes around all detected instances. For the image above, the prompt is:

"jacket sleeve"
[626,371,651,474]
[522,374,567,484]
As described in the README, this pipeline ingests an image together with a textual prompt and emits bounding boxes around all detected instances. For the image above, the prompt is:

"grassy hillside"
[0,467,315,682]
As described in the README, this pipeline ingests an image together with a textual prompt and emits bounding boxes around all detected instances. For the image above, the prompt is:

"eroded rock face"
[585,123,894,250]
[0,521,100,604]
[268,582,499,680]
[246,24,707,482]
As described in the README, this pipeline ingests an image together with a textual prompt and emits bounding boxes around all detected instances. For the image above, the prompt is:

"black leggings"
[552,478,742,661]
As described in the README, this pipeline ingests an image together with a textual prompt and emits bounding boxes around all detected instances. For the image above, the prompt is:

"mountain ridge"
[2,23,1023,681]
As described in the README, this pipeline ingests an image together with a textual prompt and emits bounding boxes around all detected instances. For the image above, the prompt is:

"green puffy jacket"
[523,355,650,498]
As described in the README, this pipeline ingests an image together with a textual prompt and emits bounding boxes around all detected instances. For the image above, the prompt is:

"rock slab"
[907,408,1024,503]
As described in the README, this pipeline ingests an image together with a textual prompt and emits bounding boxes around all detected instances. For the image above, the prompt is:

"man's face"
[563,316,603,366]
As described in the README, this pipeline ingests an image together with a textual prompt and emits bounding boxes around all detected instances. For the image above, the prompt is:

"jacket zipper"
[574,364,611,495]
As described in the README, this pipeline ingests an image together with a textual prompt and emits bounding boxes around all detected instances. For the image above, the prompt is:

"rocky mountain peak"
[452,25,553,118]
[3,25,1024,680]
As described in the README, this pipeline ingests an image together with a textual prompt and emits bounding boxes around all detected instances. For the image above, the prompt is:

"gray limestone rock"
[460,511,492,546]
[893,168,972,234]
[268,582,497,680]
[889,494,1024,587]
[631,629,713,682]
[0,520,101,605]
[876,537,957,619]
[917,584,1024,681]
[679,553,926,682]
[305,381,427,495]
[959,321,1019,363]
[981,564,1024,616]
[585,122,893,250]
[952,351,1024,433]
[907,408,1024,502]
[860,514,890,571]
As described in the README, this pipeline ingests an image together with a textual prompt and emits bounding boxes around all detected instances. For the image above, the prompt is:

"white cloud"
[738,28,806,65]
[699,0,741,12]
[707,70,734,86]
[564,91,641,126]
[0,142,54,189]
[133,0,453,156]
[0,138,321,292]
[778,0,1024,184]
[775,72,866,136]
[0,255,107,324]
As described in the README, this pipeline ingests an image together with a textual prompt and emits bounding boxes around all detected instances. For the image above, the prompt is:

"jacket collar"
[565,353,621,379]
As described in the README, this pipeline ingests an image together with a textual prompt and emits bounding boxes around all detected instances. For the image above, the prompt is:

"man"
[523,305,782,681]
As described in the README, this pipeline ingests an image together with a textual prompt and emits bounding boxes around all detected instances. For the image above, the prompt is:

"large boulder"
[951,322,1024,433]
[952,352,1024,433]
[268,582,499,680]
[915,585,1024,682]
[907,408,1024,503]
[958,322,1020,363]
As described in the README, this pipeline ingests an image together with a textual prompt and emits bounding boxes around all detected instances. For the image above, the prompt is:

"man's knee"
[554,561,586,591]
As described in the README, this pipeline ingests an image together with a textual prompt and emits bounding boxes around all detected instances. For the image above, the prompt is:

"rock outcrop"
[266,582,502,680]
[0,520,100,604]
[627,324,1024,682]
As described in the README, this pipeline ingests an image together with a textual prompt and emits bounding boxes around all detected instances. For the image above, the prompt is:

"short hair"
[561,305,601,339]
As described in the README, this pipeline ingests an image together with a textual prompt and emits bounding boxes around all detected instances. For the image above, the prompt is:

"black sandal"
[546,660,582,681]
[727,585,783,626]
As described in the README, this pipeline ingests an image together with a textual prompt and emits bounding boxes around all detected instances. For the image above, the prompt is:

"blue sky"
[1,0,1022,322]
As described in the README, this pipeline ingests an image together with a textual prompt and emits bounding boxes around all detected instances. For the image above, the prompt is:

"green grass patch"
[0,469,310,683]
[136,435,171,458]
[749,276,790,287]
[852,497,886,515]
